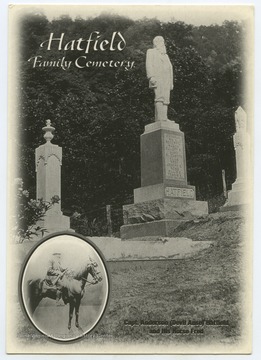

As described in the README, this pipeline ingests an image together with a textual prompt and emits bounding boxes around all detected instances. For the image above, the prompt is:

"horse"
[26,261,102,331]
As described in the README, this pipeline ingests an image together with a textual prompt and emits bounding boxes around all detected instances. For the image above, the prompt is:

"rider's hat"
[52,252,61,256]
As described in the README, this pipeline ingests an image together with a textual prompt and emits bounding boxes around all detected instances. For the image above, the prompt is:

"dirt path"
[33,298,101,340]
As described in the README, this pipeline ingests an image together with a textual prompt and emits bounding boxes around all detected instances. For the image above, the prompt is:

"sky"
[12,4,253,26]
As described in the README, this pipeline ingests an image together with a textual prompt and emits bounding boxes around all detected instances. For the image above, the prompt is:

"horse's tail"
[27,278,42,315]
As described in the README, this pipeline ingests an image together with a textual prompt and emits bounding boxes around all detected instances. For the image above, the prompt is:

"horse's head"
[76,260,103,288]
[88,262,102,283]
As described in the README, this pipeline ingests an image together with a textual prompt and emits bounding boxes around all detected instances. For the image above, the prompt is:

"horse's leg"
[75,297,81,328]
[68,301,74,330]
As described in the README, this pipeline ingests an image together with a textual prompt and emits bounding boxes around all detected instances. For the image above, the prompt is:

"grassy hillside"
[91,211,249,348]
[16,211,250,351]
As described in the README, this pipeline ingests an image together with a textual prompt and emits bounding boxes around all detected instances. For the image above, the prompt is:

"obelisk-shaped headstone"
[221,107,250,211]
[35,120,71,234]
[233,106,250,183]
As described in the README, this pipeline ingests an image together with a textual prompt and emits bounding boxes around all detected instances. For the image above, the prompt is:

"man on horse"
[45,252,68,306]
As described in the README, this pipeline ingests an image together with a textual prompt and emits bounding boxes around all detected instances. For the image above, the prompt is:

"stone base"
[121,198,208,239]
[143,119,180,134]
[219,204,248,212]
[134,183,196,203]
[121,219,188,240]
[37,212,72,236]
[219,178,249,211]
[123,198,208,225]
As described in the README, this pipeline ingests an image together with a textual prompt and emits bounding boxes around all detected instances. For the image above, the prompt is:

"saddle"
[42,279,56,293]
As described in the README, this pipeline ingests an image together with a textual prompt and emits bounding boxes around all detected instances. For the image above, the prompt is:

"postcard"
[6,4,254,354]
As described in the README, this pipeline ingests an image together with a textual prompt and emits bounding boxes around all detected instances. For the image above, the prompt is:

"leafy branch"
[12,178,60,243]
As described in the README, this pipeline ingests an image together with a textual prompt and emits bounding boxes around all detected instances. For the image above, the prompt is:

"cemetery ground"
[16,211,247,347]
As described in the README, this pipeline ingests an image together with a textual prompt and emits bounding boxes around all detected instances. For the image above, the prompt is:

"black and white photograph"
[6,4,254,354]
[20,233,108,342]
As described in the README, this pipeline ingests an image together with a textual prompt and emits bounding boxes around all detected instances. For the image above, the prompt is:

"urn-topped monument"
[35,120,71,235]
[120,36,208,239]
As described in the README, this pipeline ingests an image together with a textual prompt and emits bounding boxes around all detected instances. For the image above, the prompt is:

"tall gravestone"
[35,119,71,234]
[221,106,250,211]
[120,37,208,240]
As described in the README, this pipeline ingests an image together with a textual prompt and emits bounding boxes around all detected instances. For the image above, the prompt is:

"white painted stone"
[233,106,250,182]
[144,119,179,134]
[222,107,251,209]
[146,36,173,122]
[36,143,62,214]
[35,120,71,234]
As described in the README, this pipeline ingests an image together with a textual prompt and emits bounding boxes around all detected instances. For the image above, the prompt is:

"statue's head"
[153,36,166,54]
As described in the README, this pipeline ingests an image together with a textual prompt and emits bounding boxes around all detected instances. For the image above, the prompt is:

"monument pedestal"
[220,178,249,212]
[36,208,71,235]
[121,120,208,239]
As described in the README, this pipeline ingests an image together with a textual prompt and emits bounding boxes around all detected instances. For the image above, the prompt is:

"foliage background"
[16,13,247,230]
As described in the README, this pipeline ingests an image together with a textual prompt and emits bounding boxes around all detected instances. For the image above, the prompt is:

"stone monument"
[120,37,208,240]
[220,106,250,211]
[35,120,71,234]
[146,36,173,121]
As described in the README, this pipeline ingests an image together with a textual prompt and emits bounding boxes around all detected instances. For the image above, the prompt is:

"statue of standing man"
[146,36,173,122]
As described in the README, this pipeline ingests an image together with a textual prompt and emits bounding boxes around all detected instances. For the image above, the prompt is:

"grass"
[15,211,248,351]
[90,212,247,347]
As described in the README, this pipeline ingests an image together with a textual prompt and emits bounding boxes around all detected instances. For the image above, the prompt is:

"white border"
[1,0,260,359]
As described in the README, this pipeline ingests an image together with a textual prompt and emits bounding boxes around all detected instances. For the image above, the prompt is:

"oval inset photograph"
[20,233,110,342]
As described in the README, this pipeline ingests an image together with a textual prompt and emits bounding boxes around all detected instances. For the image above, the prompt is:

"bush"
[12,178,60,242]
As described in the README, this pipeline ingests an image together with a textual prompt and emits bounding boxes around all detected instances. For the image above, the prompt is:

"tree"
[16,15,245,219]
